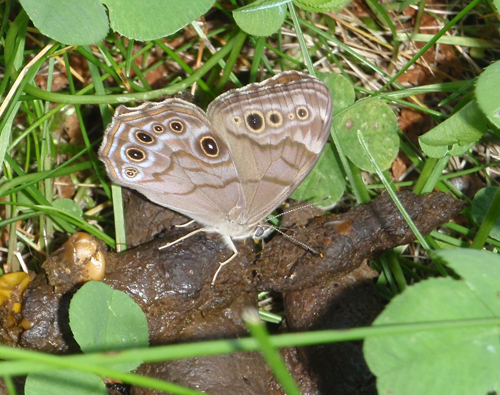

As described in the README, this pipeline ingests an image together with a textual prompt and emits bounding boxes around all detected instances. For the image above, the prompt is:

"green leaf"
[25,370,106,395]
[471,186,500,241]
[419,139,476,158]
[476,60,500,129]
[51,198,84,232]
[293,0,353,12]
[318,72,355,113]
[233,0,288,37]
[364,249,500,395]
[53,198,84,218]
[292,142,345,206]
[102,0,214,41]
[395,0,420,10]
[69,281,149,372]
[419,101,486,158]
[335,99,399,172]
[360,17,383,31]
[442,249,500,314]
[19,0,109,45]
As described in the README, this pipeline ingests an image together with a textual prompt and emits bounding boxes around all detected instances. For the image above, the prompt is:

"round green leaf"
[364,249,500,395]
[335,99,399,172]
[233,0,288,37]
[471,186,500,241]
[292,142,345,207]
[20,0,109,45]
[476,60,500,129]
[437,249,500,314]
[102,0,214,41]
[318,72,355,113]
[25,370,106,395]
[69,281,149,372]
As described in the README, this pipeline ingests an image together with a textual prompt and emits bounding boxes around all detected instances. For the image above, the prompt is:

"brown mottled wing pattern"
[207,71,333,226]
[98,99,244,229]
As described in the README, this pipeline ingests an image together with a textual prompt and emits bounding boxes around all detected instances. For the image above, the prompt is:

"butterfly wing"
[207,71,333,226]
[99,99,245,230]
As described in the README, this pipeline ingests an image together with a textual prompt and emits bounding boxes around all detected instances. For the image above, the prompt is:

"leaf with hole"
[419,101,486,158]
[335,99,399,172]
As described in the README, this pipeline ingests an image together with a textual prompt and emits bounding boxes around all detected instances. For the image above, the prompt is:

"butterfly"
[99,71,333,282]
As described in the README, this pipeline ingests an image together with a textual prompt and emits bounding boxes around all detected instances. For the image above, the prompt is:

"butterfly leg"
[174,219,196,228]
[158,228,206,250]
[211,236,238,286]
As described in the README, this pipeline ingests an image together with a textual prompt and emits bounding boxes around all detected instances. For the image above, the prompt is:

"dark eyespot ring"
[135,131,154,144]
[266,110,283,126]
[124,167,139,178]
[153,124,164,133]
[200,136,219,157]
[126,147,146,162]
[296,106,309,120]
[244,110,265,133]
[169,120,184,133]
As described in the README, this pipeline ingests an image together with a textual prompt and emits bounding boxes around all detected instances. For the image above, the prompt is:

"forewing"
[99,99,244,228]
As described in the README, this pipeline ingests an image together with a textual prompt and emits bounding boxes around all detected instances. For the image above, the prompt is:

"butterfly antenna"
[262,224,321,255]
[259,196,330,255]
[267,196,331,221]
